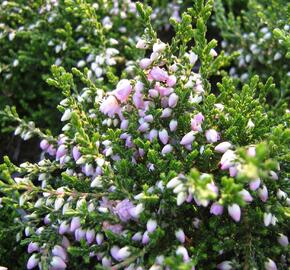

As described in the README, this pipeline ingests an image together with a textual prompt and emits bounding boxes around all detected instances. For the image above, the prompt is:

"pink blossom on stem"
[205,129,220,143]
[210,202,224,216]
[149,67,169,82]
[166,75,177,87]
[139,58,151,69]
[214,142,232,153]
[168,93,179,108]
[100,96,121,117]
[249,178,261,191]
[40,139,49,150]
[113,79,132,103]
[258,185,268,202]
[180,131,195,145]
[159,129,169,145]
[161,144,173,155]
[228,204,241,222]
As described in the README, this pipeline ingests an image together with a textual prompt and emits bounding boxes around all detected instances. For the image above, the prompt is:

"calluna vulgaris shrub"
[0,0,185,132]
[0,1,289,270]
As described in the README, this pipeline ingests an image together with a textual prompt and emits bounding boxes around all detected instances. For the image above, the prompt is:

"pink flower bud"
[166,75,177,87]
[56,145,67,160]
[59,221,69,235]
[168,93,179,108]
[229,166,238,177]
[70,217,81,232]
[120,119,129,130]
[96,233,104,245]
[277,234,288,247]
[75,228,86,241]
[138,122,149,132]
[52,245,67,261]
[176,246,189,262]
[169,119,178,131]
[153,41,166,52]
[110,246,120,261]
[161,108,172,118]
[113,79,132,103]
[72,146,81,161]
[40,139,49,150]
[214,142,232,153]
[205,129,220,143]
[159,129,169,145]
[100,96,121,117]
[136,39,147,49]
[132,232,142,241]
[175,229,185,243]
[148,129,158,142]
[249,178,261,191]
[194,113,204,124]
[149,67,169,82]
[27,254,39,269]
[162,144,173,155]
[210,202,224,216]
[264,259,277,270]
[258,185,268,202]
[133,92,144,109]
[27,242,39,253]
[220,150,236,170]
[147,219,157,233]
[86,229,96,244]
[270,171,278,180]
[144,115,154,122]
[139,58,152,69]
[142,231,150,245]
[228,204,241,222]
[102,256,112,267]
[239,189,253,203]
[117,247,131,261]
[51,256,67,269]
[149,89,159,98]
[180,131,195,145]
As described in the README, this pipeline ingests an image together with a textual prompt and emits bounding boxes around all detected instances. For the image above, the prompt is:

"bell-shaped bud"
[147,219,157,233]
[228,204,241,222]
[27,254,39,269]
[52,245,67,261]
[175,229,185,243]
[51,256,67,269]
[180,131,195,145]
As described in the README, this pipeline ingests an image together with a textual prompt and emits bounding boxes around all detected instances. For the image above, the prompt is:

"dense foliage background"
[0,0,289,269]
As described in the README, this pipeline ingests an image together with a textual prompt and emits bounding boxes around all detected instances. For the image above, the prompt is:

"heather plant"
[214,0,290,102]
[0,1,289,270]
[0,0,184,134]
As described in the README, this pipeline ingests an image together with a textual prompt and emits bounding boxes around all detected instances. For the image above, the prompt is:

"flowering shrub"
[0,0,183,132]
[0,1,289,270]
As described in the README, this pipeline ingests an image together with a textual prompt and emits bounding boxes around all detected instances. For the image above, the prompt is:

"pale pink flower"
[150,67,169,82]
[113,79,132,102]
[166,75,177,87]
[100,96,121,117]
[168,93,179,108]
[205,129,220,143]
[214,142,232,153]
[180,131,195,145]
[228,204,241,222]
[139,58,151,69]
[159,129,169,144]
